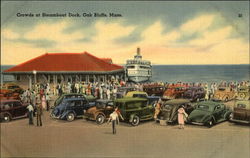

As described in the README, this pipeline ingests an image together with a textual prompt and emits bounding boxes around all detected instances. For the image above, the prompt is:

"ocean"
[1,65,249,84]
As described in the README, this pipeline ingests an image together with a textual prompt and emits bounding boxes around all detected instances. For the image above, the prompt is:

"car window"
[3,103,11,109]
[13,101,21,107]
[116,102,124,109]
[197,104,209,110]
[107,102,114,106]
[75,100,83,106]
[237,104,246,109]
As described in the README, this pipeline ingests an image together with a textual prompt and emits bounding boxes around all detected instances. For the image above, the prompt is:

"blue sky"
[1,1,249,65]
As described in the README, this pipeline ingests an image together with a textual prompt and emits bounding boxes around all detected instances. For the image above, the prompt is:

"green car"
[115,97,154,126]
[53,93,96,108]
[187,101,232,127]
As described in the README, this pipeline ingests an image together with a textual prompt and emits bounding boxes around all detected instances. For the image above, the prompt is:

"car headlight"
[229,113,233,119]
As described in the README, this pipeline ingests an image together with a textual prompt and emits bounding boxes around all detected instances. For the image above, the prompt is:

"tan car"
[230,100,250,124]
[213,87,235,102]
[236,86,250,100]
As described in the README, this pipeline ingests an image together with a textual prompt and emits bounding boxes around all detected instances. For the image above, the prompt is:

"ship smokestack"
[137,47,140,55]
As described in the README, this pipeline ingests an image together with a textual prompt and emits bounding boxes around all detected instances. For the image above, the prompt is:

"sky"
[1,1,249,65]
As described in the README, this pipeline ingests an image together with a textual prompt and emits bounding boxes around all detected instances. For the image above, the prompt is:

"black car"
[183,87,205,102]
[0,100,28,122]
[158,99,194,124]
[51,97,93,121]
[53,93,96,108]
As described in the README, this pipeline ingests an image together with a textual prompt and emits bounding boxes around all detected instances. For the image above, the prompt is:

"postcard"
[1,1,249,158]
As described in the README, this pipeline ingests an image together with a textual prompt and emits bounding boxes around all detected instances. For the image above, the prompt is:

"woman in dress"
[41,94,47,110]
[178,105,188,129]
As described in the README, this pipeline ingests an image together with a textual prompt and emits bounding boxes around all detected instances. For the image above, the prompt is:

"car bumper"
[50,113,60,119]
[230,118,250,124]
[190,122,205,126]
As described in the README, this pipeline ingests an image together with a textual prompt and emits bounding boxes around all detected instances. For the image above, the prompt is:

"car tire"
[66,113,75,122]
[224,97,229,102]
[96,114,105,124]
[207,119,214,128]
[3,114,11,122]
[131,115,140,126]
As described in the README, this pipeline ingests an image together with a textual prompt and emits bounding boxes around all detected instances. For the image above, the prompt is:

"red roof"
[4,52,123,73]
[100,58,112,64]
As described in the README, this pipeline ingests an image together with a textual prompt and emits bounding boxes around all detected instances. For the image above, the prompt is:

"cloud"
[180,14,215,34]
[24,20,84,43]
[2,29,20,40]
[1,12,249,65]
[93,21,136,42]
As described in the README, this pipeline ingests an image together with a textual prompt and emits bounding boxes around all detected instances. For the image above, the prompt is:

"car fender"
[129,114,138,122]
[95,112,105,120]
[0,112,12,120]
[61,110,76,119]
[224,111,232,120]
[203,114,215,123]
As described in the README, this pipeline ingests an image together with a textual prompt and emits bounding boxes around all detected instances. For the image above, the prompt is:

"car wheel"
[66,113,75,122]
[207,119,214,128]
[224,97,229,102]
[131,115,140,126]
[96,114,105,124]
[3,114,11,122]
[196,98,200,102]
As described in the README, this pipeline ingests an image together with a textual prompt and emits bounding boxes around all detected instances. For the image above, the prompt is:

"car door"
[213,105,224,122]
[74,100,85,116]
[13,101,25,118]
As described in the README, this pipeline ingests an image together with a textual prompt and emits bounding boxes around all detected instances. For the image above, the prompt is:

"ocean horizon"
[1,64,249,84]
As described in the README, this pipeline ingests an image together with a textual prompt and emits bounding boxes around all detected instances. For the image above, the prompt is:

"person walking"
[107,107,124,134]
[154,101,162,121]
[26,102,34,125]
[178,105,188,129]
[36,103,43,126]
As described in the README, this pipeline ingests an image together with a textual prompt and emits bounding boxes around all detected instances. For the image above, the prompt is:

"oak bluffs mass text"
[16,12,123,18]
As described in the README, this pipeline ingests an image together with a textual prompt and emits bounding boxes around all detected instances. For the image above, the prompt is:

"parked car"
[187,101,232,127]
[125,91,148,98]
[162,86,187,100]
[157,99,194,124]
[51,97,93,121]
[236,86,250,100]
[0,89,20,100]
[183,86,205,102]
[229,100,250,124]
[213,87,235,102]
[84,99,115,124]
[1,83,24,94]
[115,97,154,126]
[115,87,137,98]
[143,84,166,96]
[53,93,96,108]
[0,100,28,122]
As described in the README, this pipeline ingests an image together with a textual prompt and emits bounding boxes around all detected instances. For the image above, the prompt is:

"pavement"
[1,100,250,158]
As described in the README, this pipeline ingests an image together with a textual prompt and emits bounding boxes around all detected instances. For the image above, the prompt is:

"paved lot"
[1,100,250,158]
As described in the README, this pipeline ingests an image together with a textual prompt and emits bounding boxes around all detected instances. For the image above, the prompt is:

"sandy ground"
[1,100,249,158]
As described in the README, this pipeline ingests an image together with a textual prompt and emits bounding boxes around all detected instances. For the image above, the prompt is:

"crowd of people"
[15,79,250,130]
